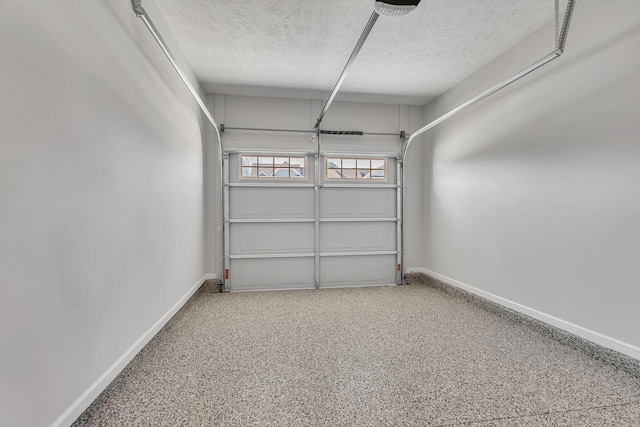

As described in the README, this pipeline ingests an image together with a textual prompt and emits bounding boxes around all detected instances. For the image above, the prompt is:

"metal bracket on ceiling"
[557,0,576,53]
[130,0,144,16]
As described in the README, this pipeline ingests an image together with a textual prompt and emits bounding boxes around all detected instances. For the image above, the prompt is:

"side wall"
[205,95,426,277]
[419,0,640,358]
[0,1,208,425]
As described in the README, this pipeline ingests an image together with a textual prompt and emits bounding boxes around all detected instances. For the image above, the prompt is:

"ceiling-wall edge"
[204,83,433,106]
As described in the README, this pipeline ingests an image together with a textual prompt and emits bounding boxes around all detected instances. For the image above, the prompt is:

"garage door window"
[326,158,386,180]
[241,156,306,178]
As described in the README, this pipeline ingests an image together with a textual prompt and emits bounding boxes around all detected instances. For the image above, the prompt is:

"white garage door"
[225,151,401,291]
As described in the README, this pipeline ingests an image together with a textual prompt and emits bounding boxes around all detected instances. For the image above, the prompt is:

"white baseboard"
[52,274,209,427]
[205,273,217,280]
[407,268,640,361]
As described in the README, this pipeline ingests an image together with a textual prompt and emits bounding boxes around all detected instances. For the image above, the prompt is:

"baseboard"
[407,267,640,361]
[51,274,209,427]
[205,273,217,280]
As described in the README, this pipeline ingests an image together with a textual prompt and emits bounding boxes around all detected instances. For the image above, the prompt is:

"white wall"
[205,94,426,275]
[0,1,208,425]
[419,0,640,358]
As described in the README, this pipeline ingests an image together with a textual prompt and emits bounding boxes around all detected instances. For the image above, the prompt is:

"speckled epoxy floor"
[74,281,640,426]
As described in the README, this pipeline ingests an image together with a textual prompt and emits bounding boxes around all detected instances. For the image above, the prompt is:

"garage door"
[224,150,401,291]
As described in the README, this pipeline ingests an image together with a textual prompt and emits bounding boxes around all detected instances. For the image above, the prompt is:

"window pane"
[242,156,257,167]
[289,157,304,178]
[357,169,370,179]
[326,169,342,179]
[242,167,258,177]
[258,167,273,177]
[275,157,289,167]
[259,157,273,166]
[357,159,371,168]
[371,159,385,169]
[327,158,341,168]
[371,170,385,179]
[290,157,305,168]
[273,168,290,177]
[342,169,356,179]
[342,159,356,169]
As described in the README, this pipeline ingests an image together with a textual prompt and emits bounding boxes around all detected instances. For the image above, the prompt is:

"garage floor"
[74,279,640,426]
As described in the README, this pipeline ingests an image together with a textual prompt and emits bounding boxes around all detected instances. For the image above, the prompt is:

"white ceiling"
[155,0,567,105]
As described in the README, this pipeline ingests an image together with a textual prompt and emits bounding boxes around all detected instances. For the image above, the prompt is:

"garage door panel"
[320,222,396,252]
[230,187,314,218]
[319,255,396,288]
[231,223,314,255]
[231,258,314,290]
[277,258,314,286]
[320,188,396,218]
[321,257,354,284]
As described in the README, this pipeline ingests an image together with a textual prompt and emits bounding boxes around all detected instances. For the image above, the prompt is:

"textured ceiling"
[155,0,567,105]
